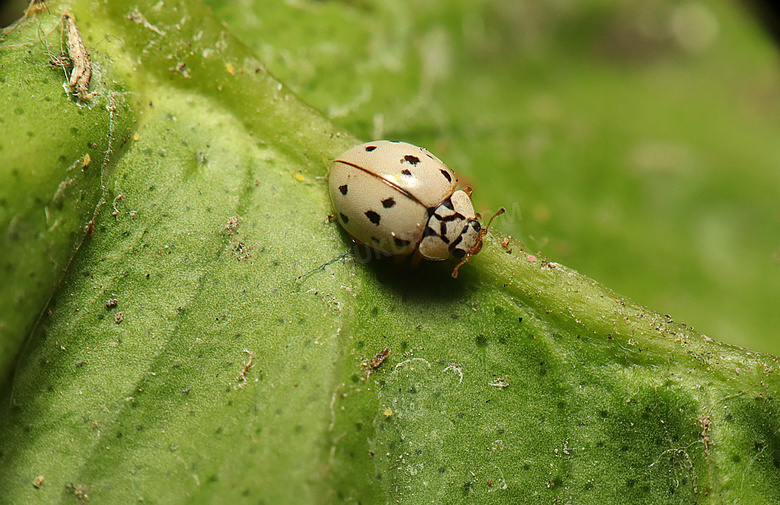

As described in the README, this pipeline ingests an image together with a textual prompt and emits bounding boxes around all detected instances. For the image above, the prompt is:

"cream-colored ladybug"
[329,140,503,278]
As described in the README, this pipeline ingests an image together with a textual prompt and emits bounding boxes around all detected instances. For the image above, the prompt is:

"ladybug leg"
[409,249,424,268]
[327,214,337,222]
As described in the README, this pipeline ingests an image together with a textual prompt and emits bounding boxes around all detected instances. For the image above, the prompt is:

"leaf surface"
[1,1,779,504]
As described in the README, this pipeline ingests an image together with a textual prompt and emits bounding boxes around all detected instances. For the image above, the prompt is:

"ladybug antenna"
[480,207,505,238]
[451,208,506,278]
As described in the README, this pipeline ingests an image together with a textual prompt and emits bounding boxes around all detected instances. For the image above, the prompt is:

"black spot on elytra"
[440,169,452,182]
[339,184,348,195]
[393,237,411,247]
[382,197,396,208]
[401,169,412,177]
[365,145,377,152]
[449,235,464,251]
[423,226,437,238]
[441,198,454,210]
[435,210,466,222]
[371,237,380,243]
[365,210,381,225]
[340,213,349,224]
[439,222,448,236]
[402,155,421,165]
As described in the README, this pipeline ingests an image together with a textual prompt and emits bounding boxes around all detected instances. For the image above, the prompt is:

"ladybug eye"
[471,220,481,233]
[452,248,466,259]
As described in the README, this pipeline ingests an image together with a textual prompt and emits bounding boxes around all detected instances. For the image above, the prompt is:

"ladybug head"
[451,208,505,278]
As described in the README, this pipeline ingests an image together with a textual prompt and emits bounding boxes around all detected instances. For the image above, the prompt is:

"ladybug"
[328,140,503,278]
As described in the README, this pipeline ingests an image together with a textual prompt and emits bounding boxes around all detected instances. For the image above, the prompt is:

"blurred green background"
[3,0,779,355]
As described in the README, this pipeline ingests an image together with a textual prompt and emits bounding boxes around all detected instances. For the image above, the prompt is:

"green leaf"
[0,8,133,375]
[1,1,779,504]
[209,0,780,356]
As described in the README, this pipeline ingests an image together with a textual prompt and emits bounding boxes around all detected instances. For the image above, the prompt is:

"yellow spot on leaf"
[83,153,91,167]
[226,63,234,74]
[383,408,393,417]
[294,173,305,182]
